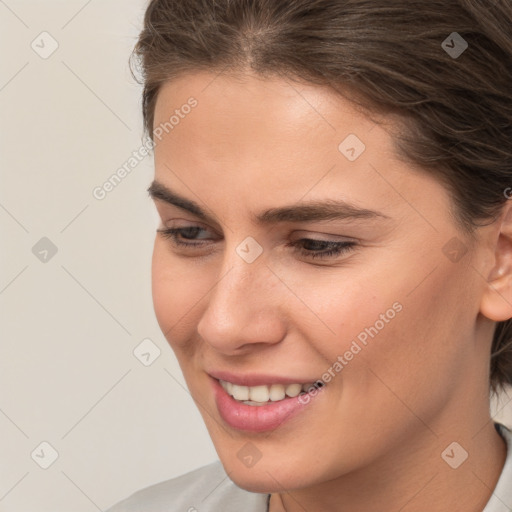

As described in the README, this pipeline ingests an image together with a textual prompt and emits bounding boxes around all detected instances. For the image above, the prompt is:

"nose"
[196,243,287,355]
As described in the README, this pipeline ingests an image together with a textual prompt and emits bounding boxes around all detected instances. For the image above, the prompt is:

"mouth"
[218,379,324,406]
[209,375,326,432]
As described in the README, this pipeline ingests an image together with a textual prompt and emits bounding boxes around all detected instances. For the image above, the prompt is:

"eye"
[157,226,357,261]
[157,226,215,246]
[288,238,357,260]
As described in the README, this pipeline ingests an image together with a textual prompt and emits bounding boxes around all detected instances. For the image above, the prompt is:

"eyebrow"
[147,180,390,224]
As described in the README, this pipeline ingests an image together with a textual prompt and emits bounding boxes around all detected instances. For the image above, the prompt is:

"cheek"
[151,240,205,347]
[284,268,402,358]
[346,263,476,417]
[304,254,473,402]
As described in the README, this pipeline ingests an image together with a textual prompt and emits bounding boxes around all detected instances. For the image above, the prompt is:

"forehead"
[153,70,382,150]
[151,71,452,229]
[152,71,394,183]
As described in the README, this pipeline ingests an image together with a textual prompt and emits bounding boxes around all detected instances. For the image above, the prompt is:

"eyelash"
[157,227,356,260]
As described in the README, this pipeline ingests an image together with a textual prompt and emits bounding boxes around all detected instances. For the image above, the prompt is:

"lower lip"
[211,377,324,432]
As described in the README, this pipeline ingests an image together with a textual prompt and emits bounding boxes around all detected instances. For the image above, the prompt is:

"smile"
[219,379,324,405]
[211,376,326,432]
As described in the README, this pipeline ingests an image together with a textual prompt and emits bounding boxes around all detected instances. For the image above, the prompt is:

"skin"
[150,70,511,512]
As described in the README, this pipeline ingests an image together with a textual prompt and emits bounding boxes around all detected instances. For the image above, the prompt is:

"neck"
[269,417,507,512]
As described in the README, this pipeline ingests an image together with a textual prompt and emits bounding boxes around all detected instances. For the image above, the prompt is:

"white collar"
[482,423,512,511]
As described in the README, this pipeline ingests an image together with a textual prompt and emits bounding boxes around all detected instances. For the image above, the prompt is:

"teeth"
[219,379,320,404]
[269,384,285,401]
[249,385,269,402]
[285,383,302,397]
[232,384,249,401]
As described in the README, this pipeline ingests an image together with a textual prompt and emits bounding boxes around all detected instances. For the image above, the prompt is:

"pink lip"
[207,369,321,387]
[210,376,325,432]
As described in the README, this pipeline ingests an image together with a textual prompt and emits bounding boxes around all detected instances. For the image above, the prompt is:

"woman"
[107,0,512,510]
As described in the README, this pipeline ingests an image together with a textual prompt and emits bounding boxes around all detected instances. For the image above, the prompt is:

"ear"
[480,201,512,322]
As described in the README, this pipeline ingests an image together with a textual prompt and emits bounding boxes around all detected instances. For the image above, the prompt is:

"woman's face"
[150,71,496,492]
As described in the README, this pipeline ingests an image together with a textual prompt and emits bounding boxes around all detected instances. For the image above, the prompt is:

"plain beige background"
[1,1,512,511]
[1,2,218,511]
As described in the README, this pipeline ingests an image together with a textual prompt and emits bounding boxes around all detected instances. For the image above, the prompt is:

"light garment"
[106,423,512,512]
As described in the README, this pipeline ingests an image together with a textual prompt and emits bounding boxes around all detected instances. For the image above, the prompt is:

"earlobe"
[480,202,512,322]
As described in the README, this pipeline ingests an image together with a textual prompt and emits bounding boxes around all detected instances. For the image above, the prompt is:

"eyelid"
[158,223,359,262]
[290,230,358,243]
[160,219,220,234]
[160,222,359,243]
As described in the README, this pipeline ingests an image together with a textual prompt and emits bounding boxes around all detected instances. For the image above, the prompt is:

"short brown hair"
[131,0,512,394]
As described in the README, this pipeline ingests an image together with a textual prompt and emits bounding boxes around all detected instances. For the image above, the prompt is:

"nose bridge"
[197,240,285,350]
[222,233,273,297]
[207,243,267,322]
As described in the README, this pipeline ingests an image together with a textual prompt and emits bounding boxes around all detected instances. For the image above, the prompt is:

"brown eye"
[157,226,215,246]
[289,239,357,260]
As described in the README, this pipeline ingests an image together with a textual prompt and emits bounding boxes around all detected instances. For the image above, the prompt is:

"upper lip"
[207,369,320,387]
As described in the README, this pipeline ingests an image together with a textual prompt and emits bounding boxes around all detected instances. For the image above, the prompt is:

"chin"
[219,455,309,494]
[224,468,283,494]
